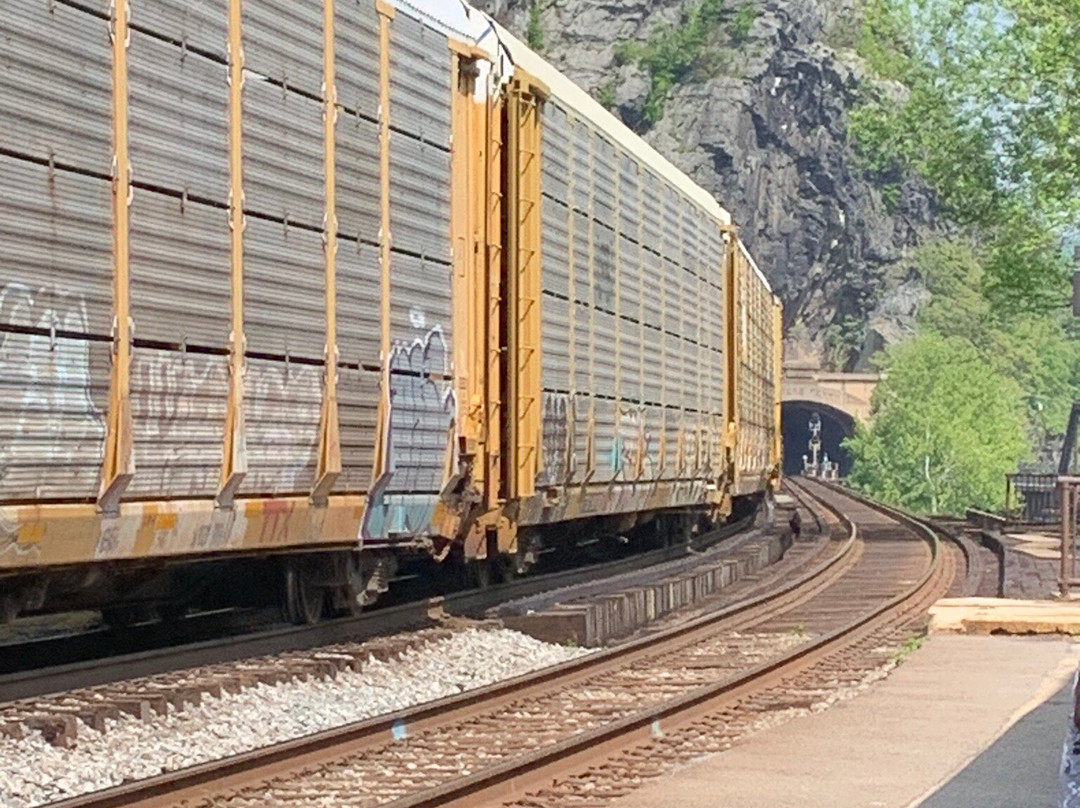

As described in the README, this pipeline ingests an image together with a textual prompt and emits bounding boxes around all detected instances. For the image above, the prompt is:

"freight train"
[0,0,783,624]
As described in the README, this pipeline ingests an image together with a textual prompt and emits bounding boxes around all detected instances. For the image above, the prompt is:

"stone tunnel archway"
[780,366,880,478]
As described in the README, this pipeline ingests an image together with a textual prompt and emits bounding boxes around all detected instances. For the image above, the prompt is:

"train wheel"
[283,560,324,625]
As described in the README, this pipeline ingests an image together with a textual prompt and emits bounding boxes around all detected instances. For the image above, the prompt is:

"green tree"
[614,0,758,124]
[844,333,1029,513]
[526,1,544,52]
[913,237,1080,436]
[848,0,1077,312]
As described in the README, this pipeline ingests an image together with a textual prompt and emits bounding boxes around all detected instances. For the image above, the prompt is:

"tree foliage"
[848,0,1078,311]
[526,1,544,52]
[844,333,1029,513]
[915,237,1080,435]
[614,0,758,124]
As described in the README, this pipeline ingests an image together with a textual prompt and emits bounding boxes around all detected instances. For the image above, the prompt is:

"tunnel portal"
[782,401,856,477]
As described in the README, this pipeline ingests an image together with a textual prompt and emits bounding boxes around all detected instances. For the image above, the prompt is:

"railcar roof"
[738,238,775,295]
[491,23,733,228]
[381,0,733,228]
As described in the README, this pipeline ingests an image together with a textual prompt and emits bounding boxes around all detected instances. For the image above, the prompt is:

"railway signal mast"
[803,413,822,477]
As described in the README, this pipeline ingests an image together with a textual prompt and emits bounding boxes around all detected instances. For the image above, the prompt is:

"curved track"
[43,481,954,808]
[0,516,756,703]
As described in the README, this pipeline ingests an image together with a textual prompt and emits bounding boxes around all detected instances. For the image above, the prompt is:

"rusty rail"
[45,481,947,808]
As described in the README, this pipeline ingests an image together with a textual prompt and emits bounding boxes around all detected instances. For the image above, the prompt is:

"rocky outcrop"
[479,0,939,369]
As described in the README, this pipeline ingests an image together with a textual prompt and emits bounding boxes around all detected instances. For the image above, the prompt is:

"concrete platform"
[609,635,1080,808]
[500,533,790,647]
[929,598,1080,634]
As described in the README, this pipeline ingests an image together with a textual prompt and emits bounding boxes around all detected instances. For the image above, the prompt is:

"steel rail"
[0,514,756,703]
[47,488,859,808]
[384,479,947,808]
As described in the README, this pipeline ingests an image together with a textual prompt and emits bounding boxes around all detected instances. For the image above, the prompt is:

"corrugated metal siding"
[0,157,113,337]
[572,393,590,480]
[642,174,663,246]
[593,397,615,483]
[242,0,323,97]
[130,190,231,347]
[643,324,663,405]
[618,313,641,402]
[126,349,228,498]
[541,293,571,393]
[389,15,451,147]
[538,391,570,488]
[593,225,616,313]
[1,1,112,175]
[573,300,591,393]
[644,405,662,479]
[336,240,382,367]
[389,253,452,348]
[334,0,380,120]
[618,154,639,237]
[663,412,680,477]
[617,234,640,323]
[593,309,617,398]
[663,332,683,410]
[640,249,663,334]
[242,358,321,495]
[661,257,681,337]
[336,114,381,244]
[572,211,591,304]
[541,102,572,204]
[541,196,571,298]
[680,206,699,271]
[242,79,324,226]
[244,217,326,360]
[384,370,453,493]
[128,31,229,204]
[736,252,775,486]
[389,134,451,261]
[571,121,590,212]
[0,332,108,500]
[130,0,228,61]
[336,366,379,493]
[591,136,616,227]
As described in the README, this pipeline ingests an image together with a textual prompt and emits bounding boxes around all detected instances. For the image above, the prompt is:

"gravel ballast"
[0,628,589,808]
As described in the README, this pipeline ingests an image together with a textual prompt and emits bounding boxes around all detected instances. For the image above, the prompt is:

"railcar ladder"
[505,77,544,500]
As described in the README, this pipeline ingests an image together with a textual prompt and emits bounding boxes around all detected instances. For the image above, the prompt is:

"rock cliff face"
[479,0,938,369]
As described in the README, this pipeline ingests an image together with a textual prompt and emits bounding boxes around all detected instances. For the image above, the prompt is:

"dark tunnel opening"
[782,401,856,477]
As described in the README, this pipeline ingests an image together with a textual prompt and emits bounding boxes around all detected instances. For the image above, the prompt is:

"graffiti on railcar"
[0,508,41,563]
[538,392,570,487]
[363,320,456,540]
[244,360,322,494]
[611,405,655,480]
[593,228,616,311]
[130,351,230,497]
[0,284,107,499]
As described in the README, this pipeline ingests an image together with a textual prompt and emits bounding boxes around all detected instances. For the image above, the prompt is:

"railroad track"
[41,480,955,808]
[0,514,760,705]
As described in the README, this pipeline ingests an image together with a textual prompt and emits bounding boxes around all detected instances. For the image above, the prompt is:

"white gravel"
[0,628,589,808]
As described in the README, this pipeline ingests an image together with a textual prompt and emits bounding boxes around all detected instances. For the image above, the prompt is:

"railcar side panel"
[529,94,730,527]
[0,0,781,616]
[732,241,778,495]
[0,0,462,573]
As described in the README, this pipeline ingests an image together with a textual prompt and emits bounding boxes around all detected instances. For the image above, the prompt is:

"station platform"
[929,598,1080,634]
[609,634,1080,808]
